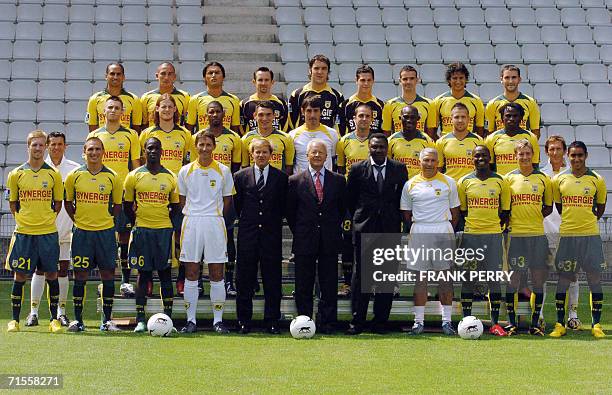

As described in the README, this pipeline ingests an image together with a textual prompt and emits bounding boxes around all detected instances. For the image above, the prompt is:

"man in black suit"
[286,139,346,334]
[234,138,288,334]
[346,132,409,334]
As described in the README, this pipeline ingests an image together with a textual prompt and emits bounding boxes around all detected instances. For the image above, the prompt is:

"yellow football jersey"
[191,128,242,168]
[552,169,607,236]
[87,126,141,183]
[240,94,289,133]
[139,125,192,175]
[381,95,436,134]
[186,90,241,131]
[86,88,143,129]
[388,131,437,179]
[436,132,484,181]
[485,93,540,134]
[123,166,179,229]
[336,132,370,176]
[458,172,511,234]
[140,88,190,127]
[338,94,385,135]
[241,129,295,171]
[432,90,485,135]
[64,165,123,231]
[485,129,540,176]
[7,162,64,235]
[505,169,553,235]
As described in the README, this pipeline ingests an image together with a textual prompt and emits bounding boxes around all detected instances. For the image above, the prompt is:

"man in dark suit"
[234,138,288,334]
[346,132,409,334]
[286,139,346,334]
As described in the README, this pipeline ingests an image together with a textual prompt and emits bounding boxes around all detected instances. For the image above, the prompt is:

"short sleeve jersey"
[552,169,607,236]
[191,128,242,168]
[241,129,295,171]
[123,166,179,229]
[381,95,436,134]
[400,172,460,224]
[140,88,190,127]
[186,90,241,130]
[388,131,437,179]
[436,132,484,181]
[64,165,123,231]
[458,172,511,234]
[86,88,143,129]
[485,129,540,175]
[289,124,340,173]
[87,126,141,183]
[338,94,385,136]
[240,94,289,133]
[485,93,540,134]
[139,125,192,175]
[288,83,344,129]
[7,162,64,235]
[505,169,553,235]
[336,132,370,176]
[177,159,235,217]
[432,90,485,135]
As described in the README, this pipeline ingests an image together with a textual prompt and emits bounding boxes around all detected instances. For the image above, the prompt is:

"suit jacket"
[234,165,288,254]
[286,168,346,255]
[346,158,408,238]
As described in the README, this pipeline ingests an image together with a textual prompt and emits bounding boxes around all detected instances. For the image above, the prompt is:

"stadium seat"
[574,44,600,63]
[179,81,203,95]
[534,83,561,103]
[495,44,522,63]
[10,60,38,80]
[0,40,11,60]
[600,46,612,64]
[522,44,549,63]
[356,8,382,25]
[0,101,7,122]
[178,25,204,43]
[585,8,609,26]
[468,44,495,63]
[69,23,94,42]
[338,63,361,83]
[404,0,433,5]
[65,101,87,123]
[424,83,448,99]
[362,44,388,63]
[459,8,485,25]
[544,124,574,142]
[442,44,469,62]
[13,40,40,61]
[124,81,149,94]
[121,42,146,62]
[16,22,42,41]
[0,4,16,22]
[359,26,386,44]
[42,22,68,42]
[69,5,95,23]
[122,5,146,23]
[515,26,541,44]
[604,125,612,144]
[548,44,574,63]
[304,7,330,25]
[330,7,356,25]
[178,43,204,62]
[381,8,407,25]
[535,8,560,25]
[148,25,173,43]
[122,24,146,42]
[593,26,612,45]
[9,80,38,101]
[122,61,148,81]
[527,64,554,83]
[437,26,464,44]
[65,122,90,145]
[485,8,511,25]
[561,83,589,103]
[6,122,35,142]
[148,6,173,24]
[283,62,309,82]
[333,26,359,44]
[38,102,65,122]
[373,83,398,100]
[353,0,380,6]
[455,0,480,6]
[581,64,608,83]
[0,123,7,143]
[540,26,567,44]
[335,44,361,62]
[370,64,393,83]
[575,125,604,144]
[490,26,516,44]
[388,44,415,63]
[588,83,612,103]
[408,8,434,25]
[95,5,121,23]
[385,26,410,44]
[510,8,536,25]
[40,41,66,61]
[37,81,65,101]
[419,64,446,83]
[566,26,594,44]
[95,23,121,42]
[596,103,612,123]
[473,64,500,83]
[178,61,202,82]
[6,145,27,166]
[282,26,306,43]
[415,44,442,63]
[17,4,43,22]
[67,42,94,61]
[281,44,307,62]
[94,42,120,61]
[147,43,173,62]
[66,61,93,81]
[66,81,94,100]
[302,0,326,5]
[464,26,490,44]
[0,22,15,40]
[308,43,336,62]
[0,80,8,100]
[560,8,586,27]
[478,83,500,102]
[540,103,568,124]
[585,147,610,166]
[275,7,302,25]
[568,103,597,124]
[380,0,407,6]
[433,8,459,25]
[554,64,581,83]
[177,6,202,24]
[411,26,439,44]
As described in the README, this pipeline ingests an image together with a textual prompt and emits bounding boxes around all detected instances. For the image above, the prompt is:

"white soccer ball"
[289,315,316,339]
[457,316,483,340]
[147,313,174,337]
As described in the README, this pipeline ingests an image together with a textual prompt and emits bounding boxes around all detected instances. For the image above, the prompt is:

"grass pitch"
[1,282,610,394]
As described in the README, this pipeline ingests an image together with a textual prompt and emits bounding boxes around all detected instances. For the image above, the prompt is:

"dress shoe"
[266,324,281,335]
[370,323,387,334]
[345,324,363,335]
[238,322,251,334]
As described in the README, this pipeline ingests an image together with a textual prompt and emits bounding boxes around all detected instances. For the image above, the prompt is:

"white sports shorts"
[59,242,71,262]
[405,222,455,271]
[179,216,228,264]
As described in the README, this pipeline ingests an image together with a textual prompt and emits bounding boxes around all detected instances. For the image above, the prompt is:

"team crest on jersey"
[11,260,18,268]
[118,142,125,150]
[488,189,496,197]
[130,257,137,265]
[413,151,419,158]
[372,111,378,118]
[222,145,228,152]
[274,110,280,117]
[210,180,216,187]
[325,101,331,109]
[99,184,106,192]
[160,183,167,192]
[583,186,591,195]
[84,113,90,123]
[41,180,48,189]
[174,141,181,149]
[531,184,538,192]
[466,149,472,156]
[435,188,441,196]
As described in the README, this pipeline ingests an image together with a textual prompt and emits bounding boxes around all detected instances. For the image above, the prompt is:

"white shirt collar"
[370,157,387,167]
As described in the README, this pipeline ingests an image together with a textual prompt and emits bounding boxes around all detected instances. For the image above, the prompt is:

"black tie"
[256,168,265,191]
[374,164,384,194]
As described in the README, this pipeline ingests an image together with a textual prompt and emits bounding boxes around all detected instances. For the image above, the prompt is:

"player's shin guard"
[210,280,225,325]
[489,292,502,325]
[57,275,69,317]
[568,281,580,320]
[590,287,603,326]
[30,272,45,315]
[555,292,567,325]
[11,281,25,321]
[505,288,517,326]
[135,272,151,323]
[102,280,114,322]
[120,243,130,284]
[47,278,60,322]
[184,279,198,324]
[531,288,544,328]
[159,268,173,318]
[73,280,86,323]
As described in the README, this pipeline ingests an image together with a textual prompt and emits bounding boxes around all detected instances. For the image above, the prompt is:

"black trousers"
[350,235,393,328]
[294,253,338,325]
[235,246,281,324]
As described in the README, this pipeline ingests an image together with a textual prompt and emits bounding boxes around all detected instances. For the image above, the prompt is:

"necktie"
[374,164,385,193]
[256,168,265,191]
[314,171,323,203]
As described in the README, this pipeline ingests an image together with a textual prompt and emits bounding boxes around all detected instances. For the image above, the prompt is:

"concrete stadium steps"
[203,24,278,43]
[203,5,275,24]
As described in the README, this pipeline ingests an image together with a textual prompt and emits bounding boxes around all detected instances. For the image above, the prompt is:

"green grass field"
[1,281,611,394]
